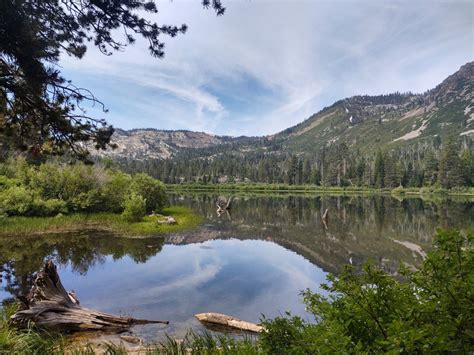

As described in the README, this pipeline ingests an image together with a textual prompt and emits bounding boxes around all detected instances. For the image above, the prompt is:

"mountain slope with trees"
[101,62,473,189]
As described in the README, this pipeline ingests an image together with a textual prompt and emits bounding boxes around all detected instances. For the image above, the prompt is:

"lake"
[1,193,472,341]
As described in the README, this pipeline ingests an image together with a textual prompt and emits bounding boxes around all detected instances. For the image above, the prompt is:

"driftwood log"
[195,312,263,333]
[158,216,177,225]
[321,208,329,230]
[216,197,232,212]
[11,261,169,332]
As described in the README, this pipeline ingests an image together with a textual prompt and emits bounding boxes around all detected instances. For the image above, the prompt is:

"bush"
[0,185,68,217]
[0,186,36,216]
[261,229,474,353]
[35,199,68,216]
[131,173,167,213]
[0,175,17,191]
[101,172,132,213]
[0,160,167,217]
[121,192,146,222]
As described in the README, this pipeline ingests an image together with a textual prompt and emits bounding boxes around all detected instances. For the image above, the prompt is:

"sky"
[60,0,473,136]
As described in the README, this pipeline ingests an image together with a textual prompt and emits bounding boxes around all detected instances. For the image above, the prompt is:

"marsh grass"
[98,331,261,354]
[0,304,65,354]
[0,206,202,237]
[169,182,474,197]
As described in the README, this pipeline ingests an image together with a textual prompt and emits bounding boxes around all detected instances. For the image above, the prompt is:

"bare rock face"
[91,129,226,160]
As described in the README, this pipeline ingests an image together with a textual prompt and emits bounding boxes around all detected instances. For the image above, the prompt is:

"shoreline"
[0,206,202,237]
[167,183,474,197]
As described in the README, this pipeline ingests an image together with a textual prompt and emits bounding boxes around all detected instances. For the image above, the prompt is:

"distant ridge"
[93,62,473,160]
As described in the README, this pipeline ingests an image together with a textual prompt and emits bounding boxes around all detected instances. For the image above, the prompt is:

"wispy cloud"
[60,0,473,135]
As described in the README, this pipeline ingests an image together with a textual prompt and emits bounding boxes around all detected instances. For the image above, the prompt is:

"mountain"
[277,61,473,154]
[92,129,233,160]
[93,62,473,161]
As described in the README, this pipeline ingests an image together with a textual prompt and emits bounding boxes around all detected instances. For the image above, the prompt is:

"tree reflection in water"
[1,194,472,303]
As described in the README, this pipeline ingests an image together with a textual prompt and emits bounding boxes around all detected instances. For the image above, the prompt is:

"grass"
[168,182,474,197]
[0,206,203,237]
[0,304,260,354]
[0,319,261,354]
[0,304,65,354]
[75,332,261,354]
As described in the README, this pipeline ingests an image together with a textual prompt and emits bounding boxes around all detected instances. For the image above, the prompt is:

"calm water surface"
[1,194,472,340]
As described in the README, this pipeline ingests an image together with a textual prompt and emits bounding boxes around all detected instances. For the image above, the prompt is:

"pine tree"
[303,158,312,184]
[297,159,304,185]
[384,154,400,188]
[439,139,464,188]
[310,168,321,185]
[374,150,385,188]
[287,156,298,185]
[423,150,439,186]
[356,159,366,186]
[460,149,473,186]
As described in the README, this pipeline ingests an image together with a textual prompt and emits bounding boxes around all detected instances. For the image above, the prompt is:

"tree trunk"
[195,312,263,333]
[322,208,329,230]
[11,261,169,332]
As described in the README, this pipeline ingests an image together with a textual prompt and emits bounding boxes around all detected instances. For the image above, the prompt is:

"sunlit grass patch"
[0,206,202,237]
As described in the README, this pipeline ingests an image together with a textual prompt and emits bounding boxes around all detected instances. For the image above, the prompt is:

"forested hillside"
[105,62,473,189]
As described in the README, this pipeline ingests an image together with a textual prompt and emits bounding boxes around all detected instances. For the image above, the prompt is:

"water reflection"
[0,194,472,339]
[0,232,163,302]
[169,194,473,274]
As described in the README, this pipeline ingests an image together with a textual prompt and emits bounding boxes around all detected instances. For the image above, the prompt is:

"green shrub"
[0,186,36,216]
[131,173,167,213]
[261,229,473,353]
[0,175,17,191]
[0,160,167,217]
[121,192,146,222]
[101,172,132,213]
[35,199,68,216]
[0,186,68,217]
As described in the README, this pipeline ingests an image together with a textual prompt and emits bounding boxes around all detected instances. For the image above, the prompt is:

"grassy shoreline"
[168,183,474,197]
[0,206,202,237]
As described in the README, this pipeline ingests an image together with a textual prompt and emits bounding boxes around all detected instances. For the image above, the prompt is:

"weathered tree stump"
[216,197,232,212]
[11,261,169,332]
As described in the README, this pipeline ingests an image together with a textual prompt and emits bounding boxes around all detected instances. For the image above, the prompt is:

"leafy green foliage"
[121,192,146,223]
[260,229,473,353]
[130,173,167,213]
[0,158,166,217]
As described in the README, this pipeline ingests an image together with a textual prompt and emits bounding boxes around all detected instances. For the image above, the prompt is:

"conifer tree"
[423,150,439,186]
[439,139,464,188]
[460,149,473,186]
[374,150,385,188]
[303,158,312,184]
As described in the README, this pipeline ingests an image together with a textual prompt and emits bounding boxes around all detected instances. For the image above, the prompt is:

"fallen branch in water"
[11,261,169,332]
[322,208,329,230]
[195,312,263,333]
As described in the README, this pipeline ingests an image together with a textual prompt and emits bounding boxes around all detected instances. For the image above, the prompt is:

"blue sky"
[60,0,473,136]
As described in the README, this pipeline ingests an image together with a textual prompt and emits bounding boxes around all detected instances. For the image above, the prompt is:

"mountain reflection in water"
[0,194,472,340]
